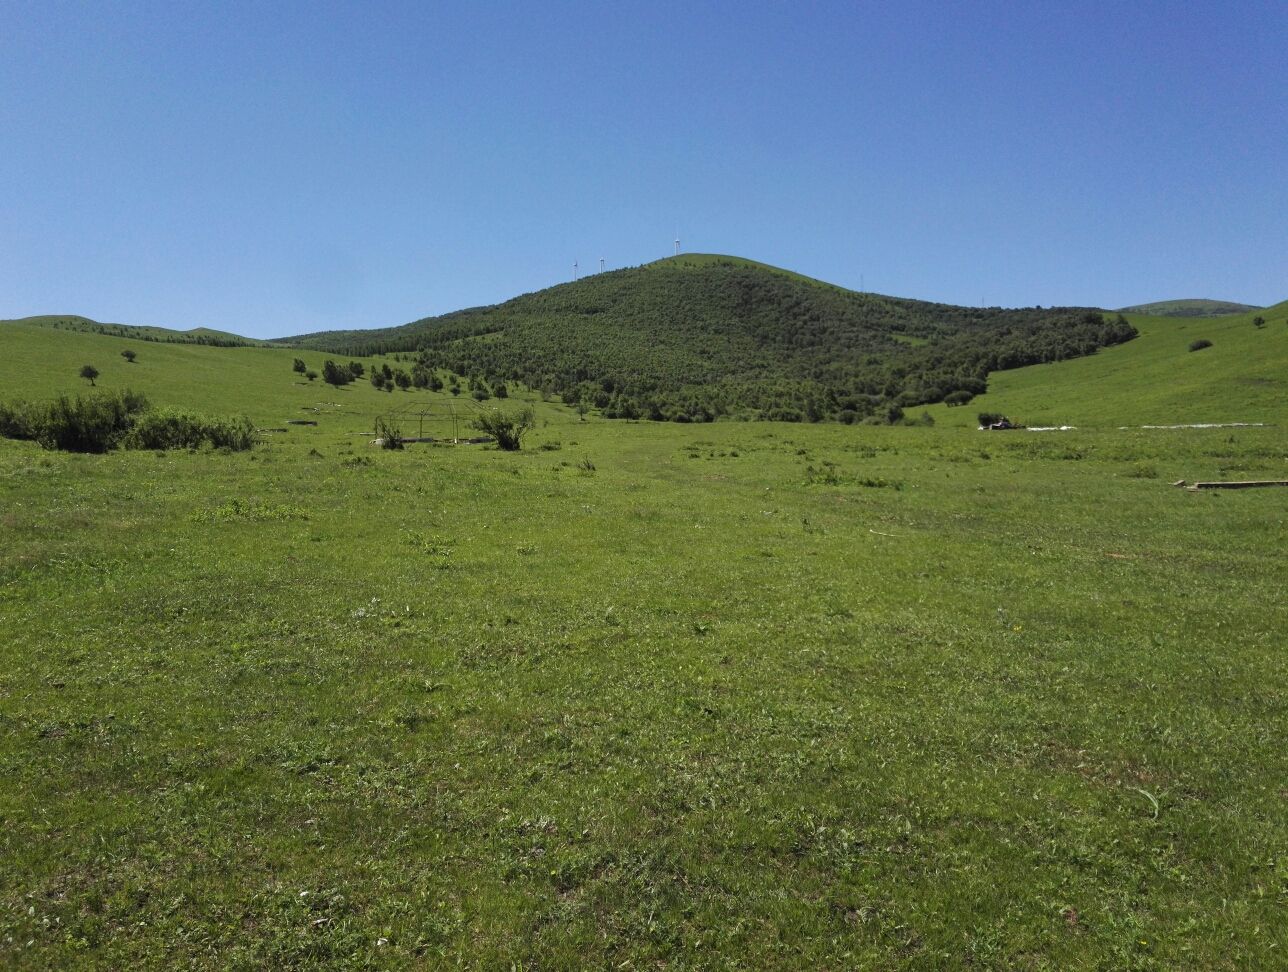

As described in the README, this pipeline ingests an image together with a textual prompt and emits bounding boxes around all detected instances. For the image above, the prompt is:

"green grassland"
[928,301,1288,428]
[1,314,1286,968]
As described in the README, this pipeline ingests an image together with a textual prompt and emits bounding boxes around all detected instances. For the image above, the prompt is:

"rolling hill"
[6,314,263,347]
[1117,298,1262,318]
[278,255,1136,422]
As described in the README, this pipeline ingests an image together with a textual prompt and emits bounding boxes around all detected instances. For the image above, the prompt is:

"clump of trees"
[473,406,534,450]
[322,360,352,387]
[0,390,254,453]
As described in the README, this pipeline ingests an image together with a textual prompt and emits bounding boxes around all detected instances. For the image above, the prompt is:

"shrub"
[473,406,535,451]
[1189,339,1212,352]
[124,409,255,451]
[374,416,403,449]
[0,399,43,440]
[121,349,137,363]
[943,390,973,407]
[305,370,318,381]
[978,412,1006,427]
[293,358,307,374]
[0,390,255,453]
[27,390,148,452]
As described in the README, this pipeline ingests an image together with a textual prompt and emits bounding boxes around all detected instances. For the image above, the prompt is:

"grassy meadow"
[1,317,1286,968]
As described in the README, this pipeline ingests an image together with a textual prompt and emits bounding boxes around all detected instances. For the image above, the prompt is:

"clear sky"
[2,1,1284,338]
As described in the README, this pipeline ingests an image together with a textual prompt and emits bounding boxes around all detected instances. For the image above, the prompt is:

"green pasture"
[928,301,1288,428]
[0,319,1285,968]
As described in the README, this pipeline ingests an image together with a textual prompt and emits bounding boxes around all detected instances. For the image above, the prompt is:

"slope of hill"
[280,255,1135,422]
[928,300,1288,427]
[1117,299,1261,318]
[0,319,571,443]
[5,314,262,347]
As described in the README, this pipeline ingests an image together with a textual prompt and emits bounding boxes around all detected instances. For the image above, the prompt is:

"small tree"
[121,349,137,363]
[79,364,99,386]
[1253,316,1266,329]
[473,406,535,451]
[305,369,318,381]
[292,358,307,374]
[348,361,365,378]
[394,370,412,390]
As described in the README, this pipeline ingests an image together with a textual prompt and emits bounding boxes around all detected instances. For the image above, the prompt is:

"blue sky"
[2,1,1284,338]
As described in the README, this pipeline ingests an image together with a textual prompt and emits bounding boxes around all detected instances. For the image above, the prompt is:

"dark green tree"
[322,360,352,386]
[79,364,99,386]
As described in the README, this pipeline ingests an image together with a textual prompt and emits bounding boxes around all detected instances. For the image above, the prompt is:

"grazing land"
[1,295,1285,969]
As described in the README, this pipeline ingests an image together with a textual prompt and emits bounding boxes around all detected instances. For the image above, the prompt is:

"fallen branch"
[1186,480,1288,491]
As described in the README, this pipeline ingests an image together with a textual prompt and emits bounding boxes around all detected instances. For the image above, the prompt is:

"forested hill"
[280,255,1136,423]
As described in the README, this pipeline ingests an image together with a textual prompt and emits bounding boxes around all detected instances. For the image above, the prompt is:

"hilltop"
[279,254,1135,422]
[1117,298,1261,318]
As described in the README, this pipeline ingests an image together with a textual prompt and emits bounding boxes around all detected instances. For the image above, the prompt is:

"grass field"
[1,316,1285,968]
[928,301,1288,428]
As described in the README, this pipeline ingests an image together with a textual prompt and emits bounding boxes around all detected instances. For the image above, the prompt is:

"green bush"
[473,406,535,451]
[124,409,255,451]
[31,390,149,452]
[1189,339,1213,352]
[0,399,43,440]
[0,390,253,453]
[374,416,403,449]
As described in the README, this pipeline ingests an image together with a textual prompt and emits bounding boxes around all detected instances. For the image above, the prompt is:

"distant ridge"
[1,314,263,347]
[1118,299,1261,318]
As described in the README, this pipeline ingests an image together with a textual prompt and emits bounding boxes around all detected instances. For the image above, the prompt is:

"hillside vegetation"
[281,256,1136,423]
[1117,298,1261,318]
[929,300,1288,428]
